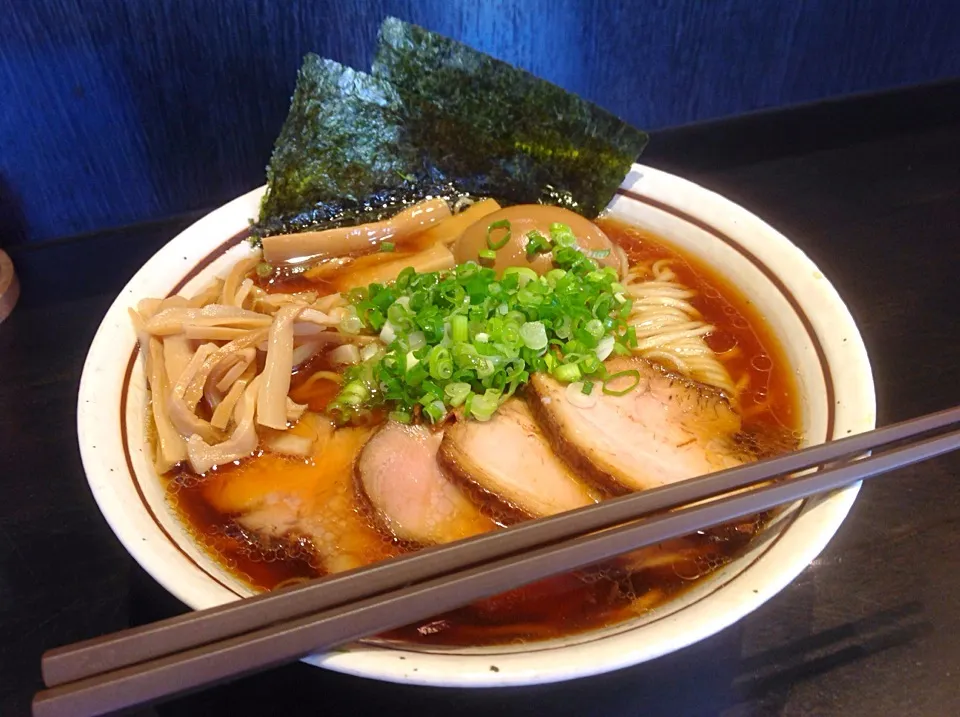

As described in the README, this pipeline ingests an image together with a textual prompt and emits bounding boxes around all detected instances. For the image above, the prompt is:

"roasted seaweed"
[256,18,648,239]
[373,17,648,218]
[256,55,419,238]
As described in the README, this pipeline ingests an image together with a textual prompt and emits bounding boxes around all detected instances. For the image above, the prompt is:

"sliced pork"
[357,422,495,545]
[202,416,398,573]
[528,356,746,494]
[439,399,599,518]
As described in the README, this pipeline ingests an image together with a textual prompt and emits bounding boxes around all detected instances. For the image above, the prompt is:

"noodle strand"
[623,261,736,398]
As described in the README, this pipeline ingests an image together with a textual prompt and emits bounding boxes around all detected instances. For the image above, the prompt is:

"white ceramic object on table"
[76,164,875,687]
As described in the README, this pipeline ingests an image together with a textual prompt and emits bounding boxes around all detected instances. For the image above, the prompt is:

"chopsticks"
[34,406,960,717]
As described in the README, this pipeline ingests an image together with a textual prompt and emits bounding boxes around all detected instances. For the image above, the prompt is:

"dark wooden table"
[2,83,958,716]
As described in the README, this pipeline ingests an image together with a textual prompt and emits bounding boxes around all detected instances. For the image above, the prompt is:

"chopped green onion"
[584,318,604,341]
[444,382,471,407]
[603,369,642,396]
[554,363,582,383]
[422,399,447,423]
[587,248,610,259]
[595,335,616,361]
[453,342,481,369]
[581,380,595,395]
[330,217,637,424]
[501,321,521,347]
[339,313,364,335]
[503,266,538,287]
[337,380,369,406]
[451,315,469,343]
[519,321,548,350]
[405,350,420,370]
[579,354,602,375]
[504,309,526,326]
[554,314,573,340]
[428,346,453,380]
[612,341,632,356]
[545,268,566,286]
[486,219,512,250]
[380,242,396,253]
[255,261,274,278]
[408,331,426,350]
[476,357,496,379]
[387,302,410,328]
[549,223,578,248]
[396,266,416,289]
[565,339,587,355]
[379,320,397,344]
[469,390,500,421]
[592,294,613,320]
[524,230,552,258]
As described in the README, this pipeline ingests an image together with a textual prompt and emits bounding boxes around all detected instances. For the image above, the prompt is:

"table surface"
[2,82,959,717]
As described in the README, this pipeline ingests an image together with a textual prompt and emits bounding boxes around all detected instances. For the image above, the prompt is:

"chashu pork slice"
[439,398,600,518]
[357,422,495,545]
[202,415,400,574]
[528,356,746,494]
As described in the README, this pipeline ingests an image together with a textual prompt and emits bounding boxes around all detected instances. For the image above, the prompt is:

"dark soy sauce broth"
[164,217,801,647]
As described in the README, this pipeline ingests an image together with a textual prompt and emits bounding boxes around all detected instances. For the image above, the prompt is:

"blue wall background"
[2,0,958,244]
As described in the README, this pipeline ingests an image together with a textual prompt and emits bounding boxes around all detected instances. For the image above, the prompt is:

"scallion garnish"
[427,345,453,380]
[579,354,602,375]
[486,219,512,250]
[549,223,577,247]
[380,241,396,252]
[422,399,446,422]
[602,369,641,396]
[524,229,552,258]
[519,321,548,351]
[503,266,538,287]
[327,222,640,423]
[451,314,469,343]
[554,363,582,383]
[584,318,604,341]
[469,390,500,421]
[444,382,471,407]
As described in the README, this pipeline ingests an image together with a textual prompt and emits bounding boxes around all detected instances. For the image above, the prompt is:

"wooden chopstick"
[34,409,960,717]
[42,404,960,689]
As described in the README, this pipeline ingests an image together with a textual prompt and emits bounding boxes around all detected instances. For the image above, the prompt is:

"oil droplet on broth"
[707,330,738,354]
[750,354,773,372]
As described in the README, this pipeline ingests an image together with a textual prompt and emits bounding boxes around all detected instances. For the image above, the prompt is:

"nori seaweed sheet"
[373,17,648,218]
[256,55,428,238]
[255,18,648,239]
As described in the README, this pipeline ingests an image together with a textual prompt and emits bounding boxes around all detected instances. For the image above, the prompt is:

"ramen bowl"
[77,164,875,687]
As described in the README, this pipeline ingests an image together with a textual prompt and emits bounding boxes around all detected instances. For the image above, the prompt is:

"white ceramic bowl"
[77,165,875,687]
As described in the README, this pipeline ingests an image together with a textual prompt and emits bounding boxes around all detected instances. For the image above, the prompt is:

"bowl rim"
[77,163,875,687]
